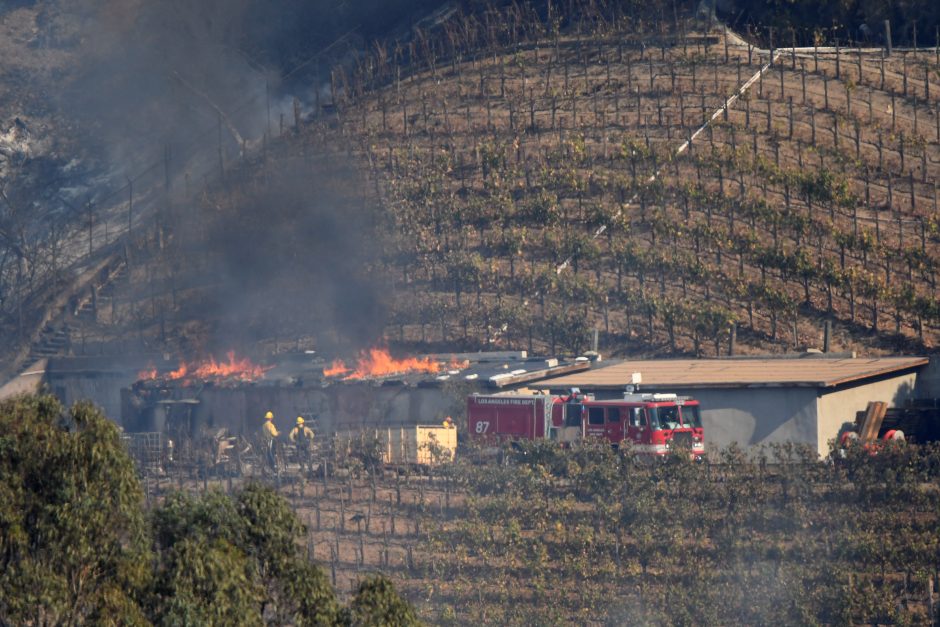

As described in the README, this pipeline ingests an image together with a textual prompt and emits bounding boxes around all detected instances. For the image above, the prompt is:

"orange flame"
[324,348,462,380]
[323,360,350,377]
[136,351,272,383]
[448,356,471,370]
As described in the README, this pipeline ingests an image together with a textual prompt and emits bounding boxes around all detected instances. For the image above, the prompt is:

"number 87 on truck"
[466,387,705,458]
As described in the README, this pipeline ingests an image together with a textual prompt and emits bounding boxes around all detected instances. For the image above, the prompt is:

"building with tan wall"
[536,355,928,457]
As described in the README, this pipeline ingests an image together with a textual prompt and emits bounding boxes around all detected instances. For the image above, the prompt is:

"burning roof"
[137,351,273,386]
[122,350,590,438]
[316,350,588,388]
[322,348,460,380]
[133,349,588,390]
[316,348,590,388]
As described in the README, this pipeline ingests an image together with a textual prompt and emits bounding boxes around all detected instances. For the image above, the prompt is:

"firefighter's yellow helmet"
[264,411,274,420]
[296,416,304,425]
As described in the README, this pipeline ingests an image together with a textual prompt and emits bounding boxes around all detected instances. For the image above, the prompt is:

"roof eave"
[535,357,930,390]
[821,358,929,387]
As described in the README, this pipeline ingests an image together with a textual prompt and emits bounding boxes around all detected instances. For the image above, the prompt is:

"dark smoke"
[60,1,293,175]
[38,0,447,354]
[193,158,388,354]
[55,0,449,172]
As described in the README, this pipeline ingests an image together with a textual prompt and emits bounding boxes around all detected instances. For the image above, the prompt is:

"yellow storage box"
[335,424,457,466]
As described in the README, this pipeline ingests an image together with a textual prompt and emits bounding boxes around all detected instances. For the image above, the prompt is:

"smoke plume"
[38,0,446,354]
[193,158,388,354]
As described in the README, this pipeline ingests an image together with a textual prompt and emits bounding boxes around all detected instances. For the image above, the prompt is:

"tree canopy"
[0,394,418,626]
[0,394,150,624]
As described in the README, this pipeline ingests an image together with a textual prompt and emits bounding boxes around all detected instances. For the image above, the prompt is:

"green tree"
[150,484,342,625]
[346,575,420,626]
[0,394,151,625]
[0,394,416,625]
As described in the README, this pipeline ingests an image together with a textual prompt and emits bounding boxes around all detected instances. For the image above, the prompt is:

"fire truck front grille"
[671,431,693,448]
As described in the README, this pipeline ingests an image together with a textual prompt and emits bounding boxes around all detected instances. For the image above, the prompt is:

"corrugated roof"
[254,353,588,389]
[534,356,928,390]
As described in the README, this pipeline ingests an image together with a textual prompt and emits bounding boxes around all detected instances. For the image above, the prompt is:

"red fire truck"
[466,389,704,458]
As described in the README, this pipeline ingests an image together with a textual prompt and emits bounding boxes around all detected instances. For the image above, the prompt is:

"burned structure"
[121,351,588,440]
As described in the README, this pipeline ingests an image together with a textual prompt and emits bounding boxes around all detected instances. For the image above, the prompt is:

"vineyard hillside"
[318,4,940,358]
[20,2,940,363]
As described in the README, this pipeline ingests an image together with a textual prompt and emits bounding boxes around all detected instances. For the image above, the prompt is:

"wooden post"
[880,51,886,89]
[887,173,893,213]
[885,20,892,56]
[810,105,816,144]
[791,29,797,69]
[855,121,861,160]
[903,56,908,96]
[877,132,883,169]
[857,45,863,83]
[936,26,940,66]
[936,104,940,142]
[835,41,841,78]
[330,546,337,586]
[900,132,906,171]
[769,27,775,65]
[801,61,806,103]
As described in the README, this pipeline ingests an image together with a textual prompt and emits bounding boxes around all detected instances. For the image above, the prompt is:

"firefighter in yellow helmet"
[290,416,315,475]
[261,410,279,472]
[289,416,314,443]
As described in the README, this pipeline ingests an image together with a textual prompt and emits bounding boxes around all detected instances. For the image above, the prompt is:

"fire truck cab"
[467,389,705,458]
[580,393,704,456]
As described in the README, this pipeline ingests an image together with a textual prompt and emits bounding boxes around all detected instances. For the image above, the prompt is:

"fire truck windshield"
[680,405,702,428]
[649,406,680,430]
[648,405,700,430]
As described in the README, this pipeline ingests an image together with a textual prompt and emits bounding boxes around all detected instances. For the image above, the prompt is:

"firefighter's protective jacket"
[290,425,314,446]
[262,420,280,440]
